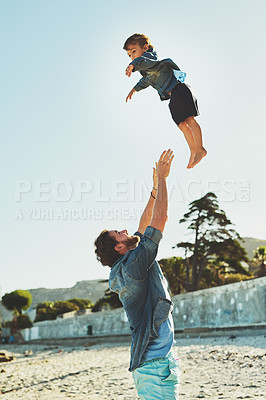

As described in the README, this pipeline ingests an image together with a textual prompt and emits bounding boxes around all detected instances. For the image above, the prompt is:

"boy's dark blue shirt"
[109,226,173,371]
[130,48,181,101]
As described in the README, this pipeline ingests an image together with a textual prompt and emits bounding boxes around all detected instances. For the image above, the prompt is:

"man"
[94,149,180,400]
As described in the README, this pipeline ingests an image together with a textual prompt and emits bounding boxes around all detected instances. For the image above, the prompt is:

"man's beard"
[122,235,140,250]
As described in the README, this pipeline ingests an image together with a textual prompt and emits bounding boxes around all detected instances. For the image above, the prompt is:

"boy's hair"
[94,230,120,267]
[123,33,153,50]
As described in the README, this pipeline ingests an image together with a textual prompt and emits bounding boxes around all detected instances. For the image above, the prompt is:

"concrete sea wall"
[172,277,266,329]
[21,277,266,341]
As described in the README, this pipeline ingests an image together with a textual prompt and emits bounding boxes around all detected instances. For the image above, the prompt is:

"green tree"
[174,192,249,291]
[35,300,79,322]
[91,289,122,312]
[252,246,266,277]
[159,257,186,295]
[68,298,92,310]
[2,290,32,315]
[35,302,57,322]
[52,301,79,315]
[17,314,33,329]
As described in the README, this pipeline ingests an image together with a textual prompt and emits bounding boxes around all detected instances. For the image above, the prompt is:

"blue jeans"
[132,353,180,400]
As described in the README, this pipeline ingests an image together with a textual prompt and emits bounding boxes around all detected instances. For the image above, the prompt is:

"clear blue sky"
[1,0,266,296]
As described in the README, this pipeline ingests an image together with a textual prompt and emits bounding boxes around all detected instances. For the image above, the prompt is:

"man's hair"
[123,33,153,50]
[94,230,120,267]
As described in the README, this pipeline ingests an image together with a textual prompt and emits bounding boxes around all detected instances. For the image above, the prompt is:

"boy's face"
[126,43,149,61]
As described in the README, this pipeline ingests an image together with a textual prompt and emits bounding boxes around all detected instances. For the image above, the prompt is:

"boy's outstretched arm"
[126,88,136,102]
[126,77,150,102]
[126,64,134,77]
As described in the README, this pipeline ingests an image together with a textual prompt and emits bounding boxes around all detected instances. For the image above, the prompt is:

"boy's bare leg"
[186,117,207,167]
[178,121,196,168]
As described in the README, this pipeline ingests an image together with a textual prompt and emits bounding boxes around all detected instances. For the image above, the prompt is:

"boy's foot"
[190,148,207,168]
[187,152,196,169]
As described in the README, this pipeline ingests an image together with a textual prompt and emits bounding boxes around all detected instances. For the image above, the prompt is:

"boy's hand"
[126,88,136,102]
[125,64,134,77]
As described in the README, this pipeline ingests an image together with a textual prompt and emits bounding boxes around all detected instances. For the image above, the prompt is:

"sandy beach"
[0,335,265,399]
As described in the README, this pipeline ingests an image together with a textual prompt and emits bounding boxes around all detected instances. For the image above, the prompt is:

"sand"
[0,335,265,399]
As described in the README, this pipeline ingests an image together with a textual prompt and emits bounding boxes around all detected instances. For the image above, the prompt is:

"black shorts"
[168,82,199,126]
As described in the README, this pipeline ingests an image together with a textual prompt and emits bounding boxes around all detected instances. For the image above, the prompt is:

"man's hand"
[125,64,134,77]
[150,149,174,233]
[156,149,174,179]
[153,166,158,190]
[137,165,158,234]
[126,88,136,102]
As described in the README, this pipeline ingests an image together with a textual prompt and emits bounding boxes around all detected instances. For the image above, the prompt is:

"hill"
[28,279,109,307]
[242,237,266,259]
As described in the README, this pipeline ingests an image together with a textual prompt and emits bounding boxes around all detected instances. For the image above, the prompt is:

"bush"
[37,301,54,308]
[91,289,122,312]
[35,298,93,323]
[35,299,88,322]
[35,307,58,322]
[68,298,92,310]
[222,273,252,285]
[17,314,33,329]
[91,300,107,312]
[1,321,12,328]
[35,302,55,322]
[53,301,79,315]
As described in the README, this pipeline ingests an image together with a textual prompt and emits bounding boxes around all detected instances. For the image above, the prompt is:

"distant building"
[0,302,13,323]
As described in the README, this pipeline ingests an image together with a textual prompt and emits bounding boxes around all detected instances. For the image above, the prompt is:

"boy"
[124,33,207,169]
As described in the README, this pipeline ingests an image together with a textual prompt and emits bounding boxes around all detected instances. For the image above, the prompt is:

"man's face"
[126,43,148,61]
[109,229,140,254]
[109,229,131,242]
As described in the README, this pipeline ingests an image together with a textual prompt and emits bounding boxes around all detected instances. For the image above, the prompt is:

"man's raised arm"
[137,166,158,235]
[150,149,174,233]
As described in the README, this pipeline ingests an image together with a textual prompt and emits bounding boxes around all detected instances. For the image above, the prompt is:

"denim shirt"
[130,48,186,101]
[109,226,173,371]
